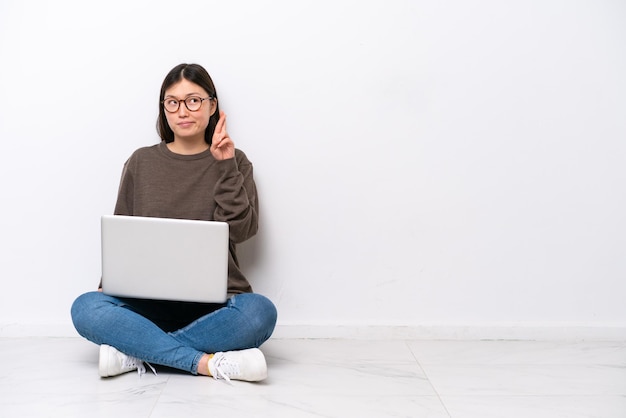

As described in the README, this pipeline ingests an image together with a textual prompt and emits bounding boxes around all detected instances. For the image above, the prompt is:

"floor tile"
[266,338,420,364]
[151,394,450,418]
[156,339,437,397]
[1,337,625,417]
[0,337,168,417]
[422,364,626,396]
[407,340,626,366]
[441,395,626,418]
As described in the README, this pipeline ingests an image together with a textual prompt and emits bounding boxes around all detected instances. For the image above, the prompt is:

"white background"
[1,0,624,337]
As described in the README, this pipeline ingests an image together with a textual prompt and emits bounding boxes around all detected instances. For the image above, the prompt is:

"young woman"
[71,63,277,382]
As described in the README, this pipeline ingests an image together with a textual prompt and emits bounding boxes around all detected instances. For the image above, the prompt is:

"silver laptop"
[101,215,229,303]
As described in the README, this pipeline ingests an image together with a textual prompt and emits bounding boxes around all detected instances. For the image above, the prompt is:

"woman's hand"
[210,111,235,160]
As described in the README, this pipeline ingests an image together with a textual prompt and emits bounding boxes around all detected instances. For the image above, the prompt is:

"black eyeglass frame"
[161,96,214,113]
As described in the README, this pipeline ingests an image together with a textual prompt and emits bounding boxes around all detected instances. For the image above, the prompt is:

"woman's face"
[163,78,217,143]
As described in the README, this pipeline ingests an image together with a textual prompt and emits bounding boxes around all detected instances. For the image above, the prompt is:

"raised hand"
[210,111,235,160]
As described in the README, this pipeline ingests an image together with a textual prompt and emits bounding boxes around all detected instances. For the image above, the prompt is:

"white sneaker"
[99,344,155,377]
[208,348,267,383]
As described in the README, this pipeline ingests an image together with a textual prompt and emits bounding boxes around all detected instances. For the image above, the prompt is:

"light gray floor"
[0,337,624,417]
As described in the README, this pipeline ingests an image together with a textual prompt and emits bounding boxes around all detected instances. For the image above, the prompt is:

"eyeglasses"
[162,96,213,113]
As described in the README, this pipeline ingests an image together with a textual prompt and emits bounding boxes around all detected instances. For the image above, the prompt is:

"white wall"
[1,0,625,339]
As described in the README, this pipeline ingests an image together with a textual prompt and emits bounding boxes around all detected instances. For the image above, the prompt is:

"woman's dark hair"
[157,63,220,144]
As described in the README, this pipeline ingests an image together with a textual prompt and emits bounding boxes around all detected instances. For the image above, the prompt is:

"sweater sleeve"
[113,159,134,216]
[213,149,259,244]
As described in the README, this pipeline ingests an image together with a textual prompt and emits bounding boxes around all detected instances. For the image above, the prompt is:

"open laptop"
[101,215,229,303]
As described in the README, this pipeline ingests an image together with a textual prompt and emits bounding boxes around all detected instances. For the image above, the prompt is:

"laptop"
[101,215,229,303]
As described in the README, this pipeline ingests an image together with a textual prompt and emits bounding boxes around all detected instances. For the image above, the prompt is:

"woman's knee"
[255,294,278,334]
[232,293,277,344]
[70,291,115,334]
[71,292,93,322]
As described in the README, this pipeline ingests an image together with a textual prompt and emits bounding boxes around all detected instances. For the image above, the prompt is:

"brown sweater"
[112,141,258,295]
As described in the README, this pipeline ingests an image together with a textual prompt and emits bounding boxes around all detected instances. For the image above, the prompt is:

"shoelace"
[211,353,240,385]
[123,355,157,378]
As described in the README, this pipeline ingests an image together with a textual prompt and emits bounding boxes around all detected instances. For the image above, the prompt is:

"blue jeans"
[71,291,277,374]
